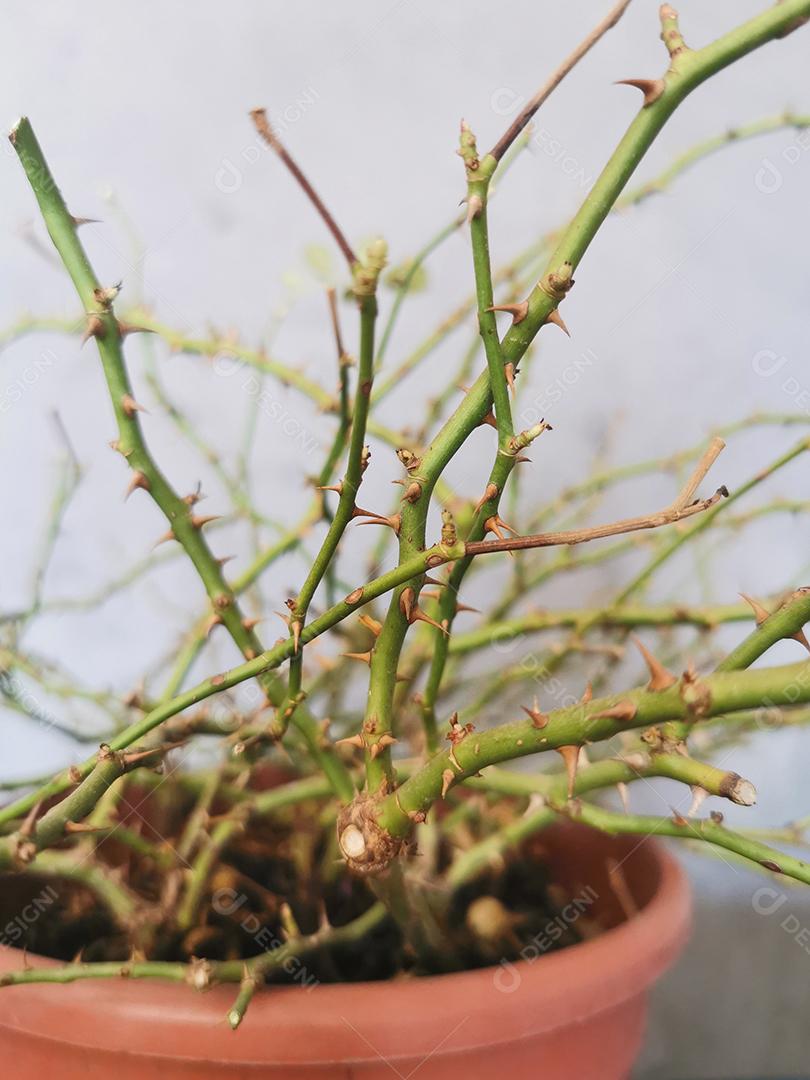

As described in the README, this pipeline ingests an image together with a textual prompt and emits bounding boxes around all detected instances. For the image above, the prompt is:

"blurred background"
[1,2,809,1075]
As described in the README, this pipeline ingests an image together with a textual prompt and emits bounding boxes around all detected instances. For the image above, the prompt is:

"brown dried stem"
[250,107,357,268]
[488,0,634,162]
[466,438,727,557]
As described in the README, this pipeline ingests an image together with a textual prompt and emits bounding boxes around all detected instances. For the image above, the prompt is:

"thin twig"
[466,440,727,556]
[250,108,357,268]
[488,0,634,162]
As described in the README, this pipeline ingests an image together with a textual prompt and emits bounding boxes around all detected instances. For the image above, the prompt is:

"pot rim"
[0,830,691,1067]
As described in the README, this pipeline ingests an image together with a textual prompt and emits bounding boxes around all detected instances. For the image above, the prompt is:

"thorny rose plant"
[2,0,810,1029]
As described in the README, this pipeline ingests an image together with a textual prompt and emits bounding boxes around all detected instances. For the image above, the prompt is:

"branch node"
[659,4,690,58]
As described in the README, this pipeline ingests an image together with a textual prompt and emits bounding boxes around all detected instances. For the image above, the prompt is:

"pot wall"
[0,824,691,1079]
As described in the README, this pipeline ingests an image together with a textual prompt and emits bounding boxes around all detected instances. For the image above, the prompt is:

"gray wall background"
[1,3,809,1076]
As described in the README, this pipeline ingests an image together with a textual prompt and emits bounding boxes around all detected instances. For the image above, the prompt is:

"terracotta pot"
[0,823,690,1079]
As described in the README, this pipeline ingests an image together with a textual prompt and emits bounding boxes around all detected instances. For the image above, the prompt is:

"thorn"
[616,781,630,814]
[399,587,416,622]
[402,481,422,504]
[474,483,500,515]
[591,700,638,724]
[740,592,771,625]
[556,745,581,798]
[342,650,373,665]
[687,785,708,818]
[191,514,221,529]
[479,411,499,430]
[455,601,480,615]
[19,799,43,840]
[358,613,383,637]
[615,78,665,107]
[466,194,483,224]
[203,613,223,638]
[64,821,105,835]
[632,636,677,691]
[120,393,148,418]
[352,507,401,535]
[124,471,150,500]
[606,857,638,920]
[81,314,105,345]
[71,215,100,227]
[423,576,447,588]
[484,515,518,541]
[580,683,593,705]
[317,482,343,495]
[521,699,549,729]
[504,362,517,399]
[484,512,518,558]
[440,768,455,799]
[122,740,183,767]
[118,321,156,338]
[291,620,301,653]
[792,628,810,654]
[153,528,176,548]
[544,308,570,336]
[336,733,365,749]
[370,733,398,759]
[410,606,449,635]
[242,616,261,631]
[486,301,529,325]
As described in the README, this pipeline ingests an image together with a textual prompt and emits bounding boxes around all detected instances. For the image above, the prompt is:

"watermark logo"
[752,886,810,955]
[754,127,810,194]
[494,886,599,992]
[0,885,59,946]
[213,351,320,454]
[490,88,595,190]
[0,349,58,414]
[214,88,320,194]
[752,348,810,415]
[212,887,319,988]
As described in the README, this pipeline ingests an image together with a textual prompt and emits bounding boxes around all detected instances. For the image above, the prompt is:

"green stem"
[378,659,810,836]
[500,0,810,361]
[449,749,755,886]
[447,597,804,657]
[717,588,810,672]
[0,900,388,992]
[0,536,465,834]
[9,115,355,805]
[559,800,810,886]
[282,289,379,739]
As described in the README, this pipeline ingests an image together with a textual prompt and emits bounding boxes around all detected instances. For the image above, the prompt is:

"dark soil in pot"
[0,774,630,981]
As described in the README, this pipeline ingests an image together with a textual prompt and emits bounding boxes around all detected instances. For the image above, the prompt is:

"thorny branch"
[2,0,810,1021]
